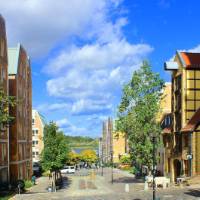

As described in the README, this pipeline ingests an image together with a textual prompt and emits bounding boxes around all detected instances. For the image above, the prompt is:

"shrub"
[25,180,33,189]
[42,170,50,177]
[119,154,131,164]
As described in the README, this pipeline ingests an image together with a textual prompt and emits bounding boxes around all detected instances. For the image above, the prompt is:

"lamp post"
[150,133,157,200]
[111,150,114,184]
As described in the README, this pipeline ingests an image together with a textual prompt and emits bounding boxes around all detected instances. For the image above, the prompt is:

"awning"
[181,107,200,132]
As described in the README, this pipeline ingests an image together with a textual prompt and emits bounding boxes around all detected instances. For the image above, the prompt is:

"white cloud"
[188,45,200,53]
[46,40,153,101]
[56,118,70,127]
[56,118,88,136]
[71,99,112,115]
[36,103,70,112]
[1,0,125,57]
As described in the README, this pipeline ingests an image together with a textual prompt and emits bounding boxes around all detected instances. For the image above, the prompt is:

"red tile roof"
[180,52,200,68]
[181,107,200,132]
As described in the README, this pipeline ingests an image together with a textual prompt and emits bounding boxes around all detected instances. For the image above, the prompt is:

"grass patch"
[0,192,15,200]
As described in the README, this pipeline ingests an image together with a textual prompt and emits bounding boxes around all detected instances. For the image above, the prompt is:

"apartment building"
[8,44,32,183]
[0,15,9,185]
[157,83,172,175]
[32,110,45,163]
[164,51,200,182]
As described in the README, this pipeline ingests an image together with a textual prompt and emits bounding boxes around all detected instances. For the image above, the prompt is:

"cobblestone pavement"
[13,168,200,200]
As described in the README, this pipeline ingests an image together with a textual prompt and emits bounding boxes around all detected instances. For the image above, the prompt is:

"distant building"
[164,51,200,182]
[32,110,45,163]
[156,83,172,175]
[101,117,113,163]
[0,15,9,185]
[112,131,127,163]
[8,44,32,183]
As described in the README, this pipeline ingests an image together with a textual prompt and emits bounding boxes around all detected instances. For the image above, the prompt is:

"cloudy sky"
[1,0,200,137]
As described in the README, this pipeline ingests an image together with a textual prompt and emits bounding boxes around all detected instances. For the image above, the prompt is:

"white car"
[60,166,75,174]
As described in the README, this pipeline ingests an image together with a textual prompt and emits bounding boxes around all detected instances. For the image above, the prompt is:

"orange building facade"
[8,44,32,183]
[32,110,45,163]
[0,15,9,185]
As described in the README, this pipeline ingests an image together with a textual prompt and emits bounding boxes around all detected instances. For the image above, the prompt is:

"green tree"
[41,122,70,171]
[116,61,164,169]
[0,87,16,129]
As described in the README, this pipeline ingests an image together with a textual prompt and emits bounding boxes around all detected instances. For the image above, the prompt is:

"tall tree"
[41,122,70,171]
[116,61,164,168]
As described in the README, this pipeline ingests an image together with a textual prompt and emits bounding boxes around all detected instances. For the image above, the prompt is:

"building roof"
[180,52,200,68]
[8,44,20,75]
[164,61,179,70]
[32,109,46,126]
[164,51,200,71]
[181,107,200,132]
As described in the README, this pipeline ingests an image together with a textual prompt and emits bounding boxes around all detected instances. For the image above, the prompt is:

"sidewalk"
[27,176,50,194]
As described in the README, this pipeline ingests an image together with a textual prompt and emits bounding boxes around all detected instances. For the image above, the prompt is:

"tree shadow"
[113,177,144,184]
[184,189,200,197]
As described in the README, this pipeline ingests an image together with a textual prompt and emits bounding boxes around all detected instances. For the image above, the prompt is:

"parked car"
[60,166,75,174]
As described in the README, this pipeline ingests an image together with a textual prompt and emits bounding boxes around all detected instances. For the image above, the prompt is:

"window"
[32,141,37,146]
[32,119,35,125]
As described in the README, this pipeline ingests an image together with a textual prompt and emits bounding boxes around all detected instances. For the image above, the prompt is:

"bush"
[25,180,33,189]
[130,166,140,175]
[119,154,131,165]
[42,170,50,177]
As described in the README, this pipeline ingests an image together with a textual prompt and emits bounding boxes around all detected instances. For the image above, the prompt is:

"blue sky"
[2,0,200,137]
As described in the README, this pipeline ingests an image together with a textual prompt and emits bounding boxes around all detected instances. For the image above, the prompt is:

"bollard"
[144,181,148,190]
[125,183,129,193]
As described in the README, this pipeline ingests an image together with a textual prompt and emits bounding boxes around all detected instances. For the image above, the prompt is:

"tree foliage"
[80,149,97,164]
[0,87,16,129]
[67,152,80,165]
[41,122,70,171]
[116,61,164,168]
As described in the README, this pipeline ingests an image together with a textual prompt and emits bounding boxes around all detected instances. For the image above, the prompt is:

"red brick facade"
[0,15,9,185]
[9,45,32,183]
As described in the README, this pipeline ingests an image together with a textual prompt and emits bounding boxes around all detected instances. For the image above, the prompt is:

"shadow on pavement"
[113,177,144,184]
[184,189,200,197]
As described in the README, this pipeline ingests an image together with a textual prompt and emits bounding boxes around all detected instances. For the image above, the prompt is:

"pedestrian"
[32,175,36,185]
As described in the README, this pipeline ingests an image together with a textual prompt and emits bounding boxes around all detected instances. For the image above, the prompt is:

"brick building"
[0,15,9,185]
[8,44,32,183]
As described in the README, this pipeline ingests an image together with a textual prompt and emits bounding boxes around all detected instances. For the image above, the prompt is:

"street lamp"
[150,132,157,200]
[111,150,114,184]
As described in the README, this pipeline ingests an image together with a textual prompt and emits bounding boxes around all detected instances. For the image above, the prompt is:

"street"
[13,168,200,200]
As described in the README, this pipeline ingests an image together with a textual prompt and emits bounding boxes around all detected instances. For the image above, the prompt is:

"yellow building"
[32,110,45,163]
[112,132,127,163]
[157,83,171,175]
[164,51,200,182]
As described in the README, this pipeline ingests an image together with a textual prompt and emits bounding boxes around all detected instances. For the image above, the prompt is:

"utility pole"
[150,133,156,200]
